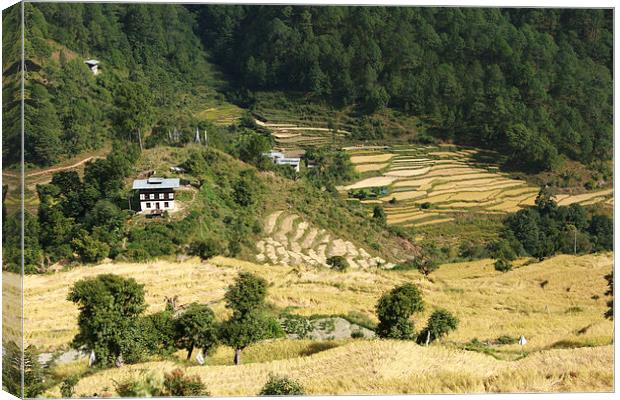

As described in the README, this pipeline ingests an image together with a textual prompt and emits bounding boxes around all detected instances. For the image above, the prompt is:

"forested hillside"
[3,3,212,167]
[196,6,613,171]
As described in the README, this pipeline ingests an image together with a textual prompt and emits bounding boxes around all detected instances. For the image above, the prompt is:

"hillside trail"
[3,155,104,178]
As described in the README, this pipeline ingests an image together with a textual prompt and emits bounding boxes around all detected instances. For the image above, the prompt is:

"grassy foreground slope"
[50,342,611,396]
[16,253,612,353]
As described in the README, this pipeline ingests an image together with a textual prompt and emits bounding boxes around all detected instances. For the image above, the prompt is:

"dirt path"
[3,155,104,179]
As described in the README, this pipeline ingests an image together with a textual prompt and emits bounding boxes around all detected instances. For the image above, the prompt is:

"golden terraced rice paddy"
[256,211,393,269]
[344,145,614,228]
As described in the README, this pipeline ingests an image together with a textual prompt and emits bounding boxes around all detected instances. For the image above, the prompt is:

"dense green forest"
[196,6,613,171]
[3,5,613,171]
[3,3,210,167]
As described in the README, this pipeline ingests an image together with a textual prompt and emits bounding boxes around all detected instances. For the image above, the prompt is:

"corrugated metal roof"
[132,177,180,190]
[84,59,100,65]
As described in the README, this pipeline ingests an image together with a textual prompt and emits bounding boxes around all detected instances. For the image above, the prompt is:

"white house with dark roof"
[84,59,100,75]
[132,177,180,214]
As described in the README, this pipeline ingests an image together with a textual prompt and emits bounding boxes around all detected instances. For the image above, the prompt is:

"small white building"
[262,151,301,172]
[84,59,100,75]
[132,177,180,214]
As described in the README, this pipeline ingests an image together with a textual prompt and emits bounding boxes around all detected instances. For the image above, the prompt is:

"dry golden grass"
[2,271,22,346]
[46,341,612,397]
[385,167,432,177]
[18,252,613,357]
[381,190,427,202]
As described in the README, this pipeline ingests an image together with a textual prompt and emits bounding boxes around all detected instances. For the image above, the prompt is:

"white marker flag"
[88,350,96,367]
[196,351,205,365]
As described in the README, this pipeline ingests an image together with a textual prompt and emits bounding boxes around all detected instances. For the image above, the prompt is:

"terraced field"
[343,145,614,228]
[256,211,393,269]
[255,119,350,154]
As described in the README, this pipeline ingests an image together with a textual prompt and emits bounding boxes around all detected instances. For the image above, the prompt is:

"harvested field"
[341,145,613,227]
[350,153,394,164]
[256,118,349,153]
[355,163,390,173]
[342,176,398,190]
[47,343,612,396]
[37,252,613,396]
[256,211,394,269]
[556,189,614,206]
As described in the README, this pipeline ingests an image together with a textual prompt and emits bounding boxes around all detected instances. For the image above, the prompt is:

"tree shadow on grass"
[300,341,341,357]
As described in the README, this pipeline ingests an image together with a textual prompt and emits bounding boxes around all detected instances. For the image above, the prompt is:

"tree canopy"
[197,6,612,171]
[67,274,146,366]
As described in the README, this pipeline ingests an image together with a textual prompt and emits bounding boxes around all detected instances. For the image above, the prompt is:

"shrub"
[417,309,458,344]
[113,373,160,397]
[61,375,80,398]
[160,369,209,397]
[280,314,313,339]
[372,205,387,225]
[190,238,224,260]
[496,335,517,345]
[351,329,365,339]
[259,374,305,396]
[71,230,110,263]
[494,258,512,272]
[326,255,349,271]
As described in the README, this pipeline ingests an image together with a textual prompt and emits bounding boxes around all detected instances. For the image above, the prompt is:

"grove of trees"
[376,283,458,343]
[492,188,613,263]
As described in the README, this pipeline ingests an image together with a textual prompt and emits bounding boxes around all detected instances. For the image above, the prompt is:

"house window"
[146,202,151,209]
[140,194,145,200]
[149,194,155,200]
[164,202,169,208]
[159,193,164,200]
[169,193,174,200]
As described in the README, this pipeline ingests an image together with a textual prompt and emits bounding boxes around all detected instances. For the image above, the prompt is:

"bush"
[496,335,517,345]
[494,258,513,272]
[259,374,305,396]
[372,205,387,225]
[71,230,110,263]
[326,255,349,271]
[280,314,313,339]
[160,369,209,397]
[417,309,458,344]
[61,375,80,398]
[190,238,224,260]
[113,373,160,397]
[350,329,365,339]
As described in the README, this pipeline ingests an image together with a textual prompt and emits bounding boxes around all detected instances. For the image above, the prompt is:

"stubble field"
[343,145,614,228]
[4,252,612,395]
